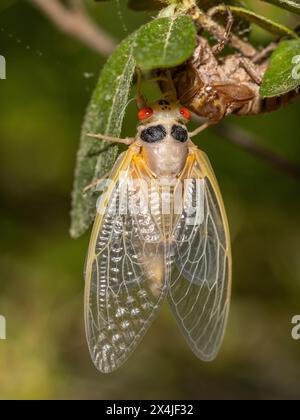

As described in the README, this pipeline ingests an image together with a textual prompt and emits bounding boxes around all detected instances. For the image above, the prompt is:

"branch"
[28,0,116,56]
[214,122,300,180]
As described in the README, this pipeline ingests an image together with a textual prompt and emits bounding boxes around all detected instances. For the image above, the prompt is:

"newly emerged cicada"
[85,100,232,373]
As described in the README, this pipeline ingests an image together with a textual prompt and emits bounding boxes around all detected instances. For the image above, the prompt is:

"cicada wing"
[169,150,232,361]
[85,151,167,373]
[213,83,255,102]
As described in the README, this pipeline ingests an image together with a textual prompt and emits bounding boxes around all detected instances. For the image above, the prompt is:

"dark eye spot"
[158,100,170,106]
[158,99,171,111]
[140,125,167,143]
[171,125,188,143]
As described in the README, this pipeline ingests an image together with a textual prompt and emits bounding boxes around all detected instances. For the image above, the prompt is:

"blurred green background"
[0,0,300,400]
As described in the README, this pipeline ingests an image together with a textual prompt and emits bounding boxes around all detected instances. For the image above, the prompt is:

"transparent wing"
[169,150,232,361]
[84,150,167,373]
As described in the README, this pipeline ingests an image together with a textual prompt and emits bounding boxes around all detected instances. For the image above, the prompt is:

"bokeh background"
[0,0,300,400]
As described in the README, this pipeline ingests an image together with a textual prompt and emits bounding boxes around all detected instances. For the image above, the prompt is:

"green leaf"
[70,36,136,238]
[229,6,298,37]
[134,15,196,70]
[261,0,300,16]
[260,39,300,97]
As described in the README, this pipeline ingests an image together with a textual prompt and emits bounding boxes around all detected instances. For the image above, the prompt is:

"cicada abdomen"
[257,88,300,114]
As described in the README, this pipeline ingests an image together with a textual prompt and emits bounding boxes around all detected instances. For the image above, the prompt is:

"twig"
[28,0,116,56]
[214,122,300,179]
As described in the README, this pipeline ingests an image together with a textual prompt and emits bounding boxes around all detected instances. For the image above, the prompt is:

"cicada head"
[138,99,191,126]
[136,100,192,178]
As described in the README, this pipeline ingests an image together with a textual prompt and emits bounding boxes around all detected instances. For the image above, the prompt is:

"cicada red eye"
[180,107,191,121]
[138,107,154,121]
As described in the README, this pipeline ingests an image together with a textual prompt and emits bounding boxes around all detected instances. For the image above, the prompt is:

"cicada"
[84,100,232,373]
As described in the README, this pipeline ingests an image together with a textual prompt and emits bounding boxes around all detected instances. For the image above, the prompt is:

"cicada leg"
[252,43,277,64]
[86,133,135,146]
[83,173,111,194]
[196,8,257,58]
[239,58,263,85]
[207,6,234,55]
[84,129,137,195]
[189,121,216,138]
